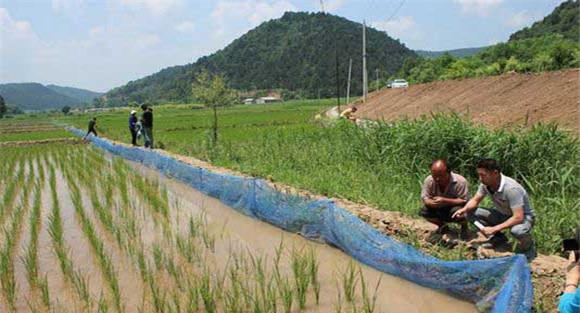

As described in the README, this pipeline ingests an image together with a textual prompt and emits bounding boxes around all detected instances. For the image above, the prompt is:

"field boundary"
[0,137,82,147]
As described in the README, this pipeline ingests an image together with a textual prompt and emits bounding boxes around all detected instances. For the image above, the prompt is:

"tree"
[61,105,71,115]
[0,95,5,118]
[192,71,236,143]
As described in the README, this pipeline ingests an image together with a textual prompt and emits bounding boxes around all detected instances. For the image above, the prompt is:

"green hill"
[0,83,91,111]
[46,84,102,103]
[395,0,579,84]
[101,12,416,106]
[415,47,488,59]
[509,0,579,42]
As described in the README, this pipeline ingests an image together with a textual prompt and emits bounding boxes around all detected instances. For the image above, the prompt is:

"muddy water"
[130,161,477,313]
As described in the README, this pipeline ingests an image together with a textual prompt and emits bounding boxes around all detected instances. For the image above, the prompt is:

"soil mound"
[355,68,580,132]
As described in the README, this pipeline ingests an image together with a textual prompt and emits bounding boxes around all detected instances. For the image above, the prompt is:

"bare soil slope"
[355,68,580,131]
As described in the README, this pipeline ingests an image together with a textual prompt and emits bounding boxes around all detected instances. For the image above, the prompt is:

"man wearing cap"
[452,158,537,260]
[129,110,138,146]
[420,159,470,238]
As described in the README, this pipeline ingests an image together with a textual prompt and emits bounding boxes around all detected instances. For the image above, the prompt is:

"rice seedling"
[291,247,311,310]
[307,247,321,305]
[342,261,359,303]
[22,182,42,287]
[98,294,110,313]
[358,269,381,313]
[277,273,294,313]
[199,267,217,313]
[186,280,200,312]
[334,281,344,313]
[149,275,168,313]
[38,276,51,311]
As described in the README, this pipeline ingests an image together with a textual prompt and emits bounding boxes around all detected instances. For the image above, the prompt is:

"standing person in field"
[141,104,154,149]
[420,159,470,238]
[452,158,537,261]
[128,110,138,146]
[340,106,358,122]
[83,117,97,140]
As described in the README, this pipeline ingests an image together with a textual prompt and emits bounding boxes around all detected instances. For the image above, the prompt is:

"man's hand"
[432,196,443,205]
[452,207,467,219]
[481,226,498,237]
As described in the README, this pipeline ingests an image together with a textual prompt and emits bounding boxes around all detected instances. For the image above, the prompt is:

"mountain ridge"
[99,11,417,106]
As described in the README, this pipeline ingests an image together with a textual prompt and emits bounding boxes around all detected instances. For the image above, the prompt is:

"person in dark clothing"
[83,117,97,140]
[129,110,138,146]
[141,104,154,148]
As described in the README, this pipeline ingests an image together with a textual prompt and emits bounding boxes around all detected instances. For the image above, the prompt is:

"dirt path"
[353,68,580,132]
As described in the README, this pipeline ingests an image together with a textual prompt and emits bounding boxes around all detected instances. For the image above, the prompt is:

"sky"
[0,0,565,92]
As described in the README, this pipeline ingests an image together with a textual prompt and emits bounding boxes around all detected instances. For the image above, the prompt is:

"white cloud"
[209,0,297,49]
[89,26,105,37]
[121,0,182,15]
[211,0,297,28]
[504,10,538,28]
[372,16,416,38]
[319,0,344,12]
[135,34,161,49]
[51,0,85,13]
[174,20,195,33]
[0,8,35,39]
[454,0,503,16]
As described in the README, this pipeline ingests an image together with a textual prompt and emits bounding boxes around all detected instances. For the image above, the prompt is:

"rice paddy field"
[1,99,578,312]
[0,120,73,143]
[0,141,477,313]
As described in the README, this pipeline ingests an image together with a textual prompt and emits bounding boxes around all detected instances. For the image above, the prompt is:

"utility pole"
[375,68,379,92]
[362,20,368,103]
[335,34,341,112]
[346,58,352,104]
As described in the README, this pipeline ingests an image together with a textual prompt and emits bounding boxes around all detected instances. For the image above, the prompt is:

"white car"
[391,79,409,88]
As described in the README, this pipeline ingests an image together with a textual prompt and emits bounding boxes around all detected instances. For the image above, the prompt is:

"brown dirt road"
[354,68,580,132]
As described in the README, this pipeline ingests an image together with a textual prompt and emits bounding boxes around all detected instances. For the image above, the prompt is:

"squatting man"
[452,158,537,260]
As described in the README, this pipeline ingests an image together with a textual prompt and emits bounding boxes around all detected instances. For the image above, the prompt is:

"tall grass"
[204,115,578,255]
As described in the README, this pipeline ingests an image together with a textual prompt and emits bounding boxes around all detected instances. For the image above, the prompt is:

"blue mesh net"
[71,128,533,312]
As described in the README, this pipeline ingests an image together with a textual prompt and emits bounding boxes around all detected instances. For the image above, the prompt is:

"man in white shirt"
[453,158,536,261]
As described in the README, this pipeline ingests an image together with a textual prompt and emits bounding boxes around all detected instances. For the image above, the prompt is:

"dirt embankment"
[355,68,580,132]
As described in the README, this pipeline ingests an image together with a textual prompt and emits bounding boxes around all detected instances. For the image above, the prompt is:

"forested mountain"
[46,84,102,103]
[394,0,579,84]
[509,0,579,42]
[415,47,488,59]
[0,83,94,111]
[100,12,416,106]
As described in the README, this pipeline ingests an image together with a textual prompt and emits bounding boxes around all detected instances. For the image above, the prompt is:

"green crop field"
[57,102,579,258]
[0,118,74,142]
[58,100,334,154]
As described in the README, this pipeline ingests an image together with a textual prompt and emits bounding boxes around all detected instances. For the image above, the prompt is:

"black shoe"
[480,233,508,249]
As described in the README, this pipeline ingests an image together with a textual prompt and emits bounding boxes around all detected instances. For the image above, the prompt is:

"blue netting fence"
[70,128,533,312]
